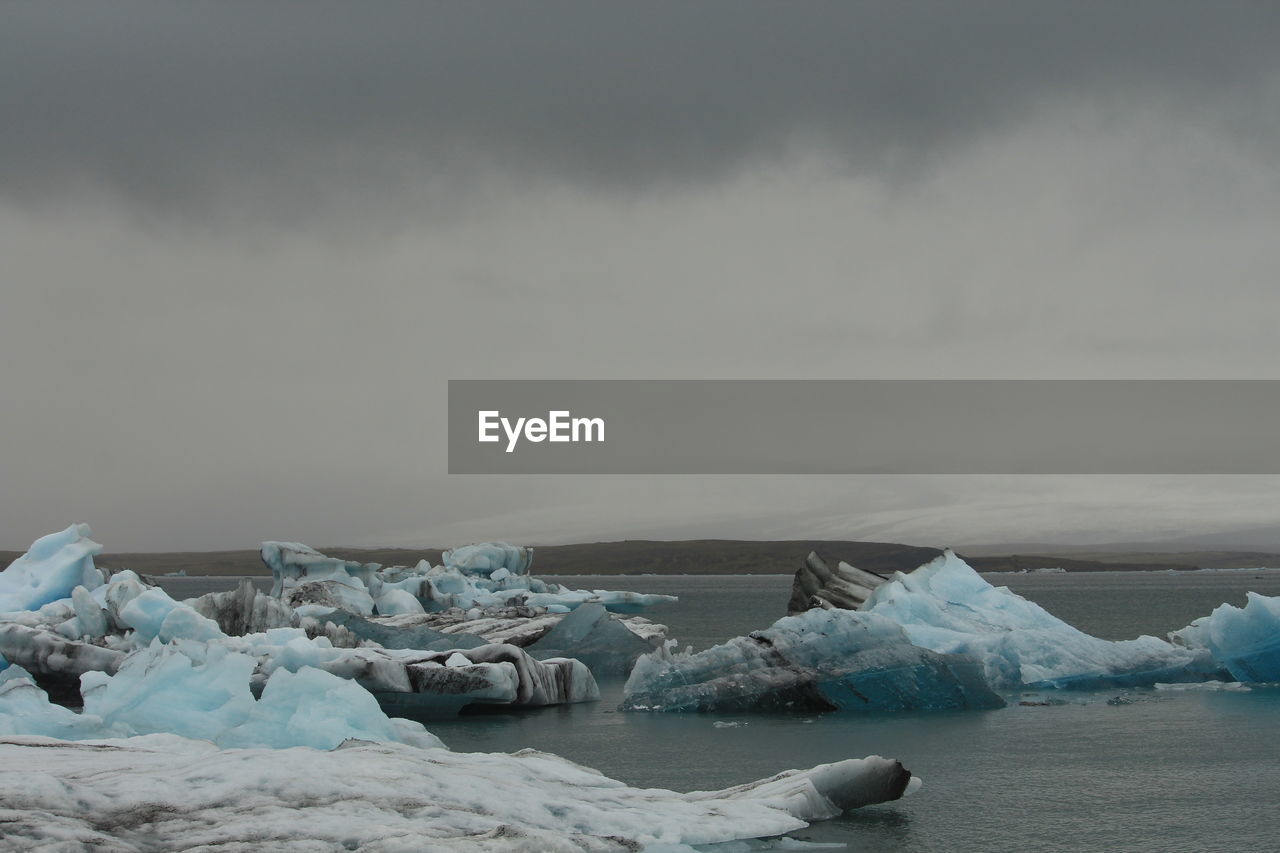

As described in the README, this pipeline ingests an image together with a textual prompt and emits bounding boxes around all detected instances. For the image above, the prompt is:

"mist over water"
[162,571,1280,851]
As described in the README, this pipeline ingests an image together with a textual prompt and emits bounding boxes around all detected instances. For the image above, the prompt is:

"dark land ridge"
[5,539,1280,578]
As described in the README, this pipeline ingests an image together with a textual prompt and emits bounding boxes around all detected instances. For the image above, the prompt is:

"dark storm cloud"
[3,1,1279,217]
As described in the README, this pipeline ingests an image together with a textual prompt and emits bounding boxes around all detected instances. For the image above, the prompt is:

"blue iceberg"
[862,550,1221,689]
[1170,592,1280,682]
[621,608,1004,713]
[0,525,104,614]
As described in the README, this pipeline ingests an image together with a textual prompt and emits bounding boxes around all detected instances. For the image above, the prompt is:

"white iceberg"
[862,550,1221,689]
[0,733,918,851]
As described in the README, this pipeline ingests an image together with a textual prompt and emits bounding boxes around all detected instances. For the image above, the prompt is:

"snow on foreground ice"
[0,734,917,852]
[860,550,1223,689]
[622,608,1005,713]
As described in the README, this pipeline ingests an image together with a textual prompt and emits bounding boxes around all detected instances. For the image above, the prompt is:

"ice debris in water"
[860,550,1223,690]
[1,571,600,716]
[263,539,676,615]
[622,608,1004,713]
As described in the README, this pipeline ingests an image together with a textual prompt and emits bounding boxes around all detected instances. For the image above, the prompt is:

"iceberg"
[187,577,297,635]
[862,550,1222,689]
[0,524,104,613]
[263,539,677,616]
[787,551,889,614]
[0,645,442,750]
[348,603,666,676]
[442,541,534,576]
[0,568,600,716]
[525,603,662,675]
[1170,592,1280,682]
[0,734,918,851]
[622,608,1004,713]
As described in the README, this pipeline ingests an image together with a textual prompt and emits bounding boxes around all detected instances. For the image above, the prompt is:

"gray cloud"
[4,2,1279,223]
[4,3,1280,551]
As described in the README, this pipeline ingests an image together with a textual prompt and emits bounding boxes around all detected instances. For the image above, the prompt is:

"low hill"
[4,540,1279,577]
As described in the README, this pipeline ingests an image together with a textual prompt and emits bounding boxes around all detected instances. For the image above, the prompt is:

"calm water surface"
[162,572,1280,852]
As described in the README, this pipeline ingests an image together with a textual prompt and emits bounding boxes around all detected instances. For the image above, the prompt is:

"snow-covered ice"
[0,733,918,851]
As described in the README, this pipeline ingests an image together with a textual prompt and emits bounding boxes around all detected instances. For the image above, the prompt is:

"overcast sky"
[4,3,1280,552]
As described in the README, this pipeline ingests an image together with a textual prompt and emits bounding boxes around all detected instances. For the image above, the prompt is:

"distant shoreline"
[7,538,1280,577]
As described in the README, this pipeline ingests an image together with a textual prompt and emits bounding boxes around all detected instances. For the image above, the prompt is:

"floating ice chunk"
[263,540,675,617]
[0,622,127,681]
[80,640,257,742]
[0,737,915,850]
[375,588,424,616]
[445,652,470,667]
[442,542,533,576]
[526,602,660,675]
[70,586,108,639]
[1153,680,1251,692]
[622,608,1004,713]
[261,541,382,598]
[1170,592,1280,682]
[0,666,105,739]
[186,578,296,635]
[863,550,1220,689]
[311,609,488,652]
[0,524,104,612]
[118,587,225,644]
[284,579,375,616]
[71,639,443,750]
[217,665,443,750]
[788,551,889,614]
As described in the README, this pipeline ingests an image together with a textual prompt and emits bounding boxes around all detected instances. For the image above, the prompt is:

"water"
[159,571,1280,851]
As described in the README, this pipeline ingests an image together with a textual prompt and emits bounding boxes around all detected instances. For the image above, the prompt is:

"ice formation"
[0,569,599,716]
[0,524,104,612]
[1170,592,1280,682]
[787,551,889,614]
[0,734,917,851]
[263,539,676,616]
[862,550,1222,689]
[622,608,1004,713]
[348,603,667,676]
[0,645,441,749]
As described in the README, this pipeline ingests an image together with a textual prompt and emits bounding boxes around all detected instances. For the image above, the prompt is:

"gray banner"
[448,380,1280,474]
